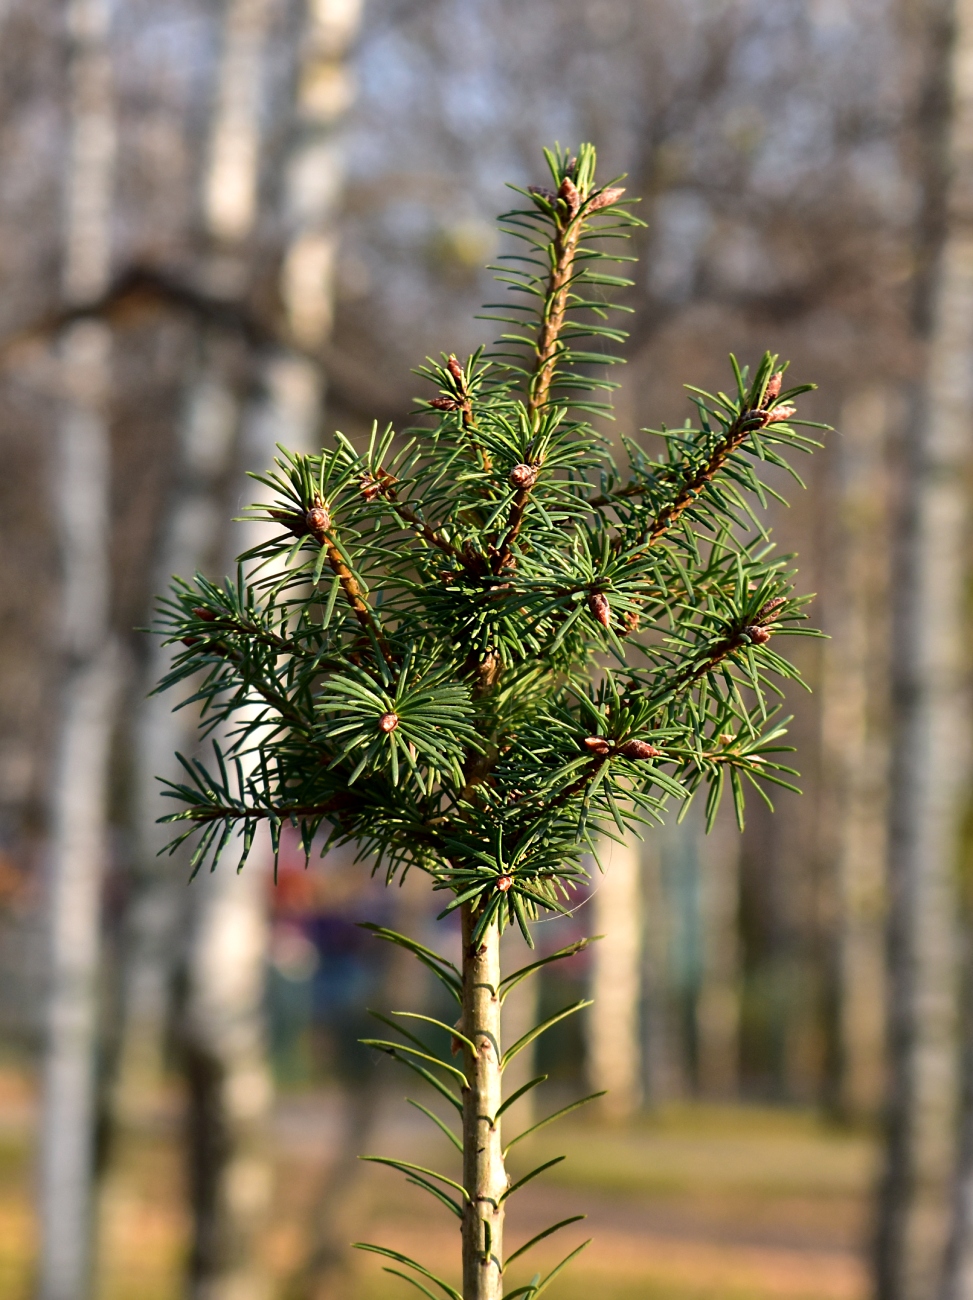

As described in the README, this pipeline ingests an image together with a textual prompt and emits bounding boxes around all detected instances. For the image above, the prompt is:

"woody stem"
[461,904,506,1300]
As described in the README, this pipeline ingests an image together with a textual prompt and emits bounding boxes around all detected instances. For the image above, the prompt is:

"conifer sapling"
[155,144,824,1300]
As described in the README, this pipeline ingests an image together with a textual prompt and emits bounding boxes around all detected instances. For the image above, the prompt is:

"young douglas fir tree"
[156,145,824,1300]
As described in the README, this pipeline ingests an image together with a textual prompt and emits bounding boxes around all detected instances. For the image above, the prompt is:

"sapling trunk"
[461,907,506,1298]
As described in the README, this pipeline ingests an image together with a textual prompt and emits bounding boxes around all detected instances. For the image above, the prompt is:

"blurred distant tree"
[878,0,973,1296]
[819,386,891,1123]
[37,1,119,1297]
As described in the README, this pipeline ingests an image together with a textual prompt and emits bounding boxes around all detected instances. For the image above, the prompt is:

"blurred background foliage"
[1,1,971,1298]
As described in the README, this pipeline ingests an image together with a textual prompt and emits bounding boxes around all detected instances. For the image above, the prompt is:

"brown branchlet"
[270,508,310,538]
[588,591,611,628]
[378,712,399,733]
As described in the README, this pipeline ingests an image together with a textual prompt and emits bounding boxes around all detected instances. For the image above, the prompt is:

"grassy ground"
[0,1072,877,1300]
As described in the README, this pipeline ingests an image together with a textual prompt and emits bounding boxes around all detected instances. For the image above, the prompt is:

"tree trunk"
[642,834,686,1102]
[461,905,506,1300]
[821,386,891,1122]
[878,1,973,1293]
[181,839,274,1300]
[38,0,117,1294]
[931,2,973,1289]
[115,334,242,1113]
[587,836,642,1117]
[697,805,741,1099]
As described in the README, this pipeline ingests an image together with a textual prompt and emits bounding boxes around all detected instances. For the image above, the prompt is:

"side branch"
[361,470,473,568]
[301,501,395,665]
[643,409,756,545]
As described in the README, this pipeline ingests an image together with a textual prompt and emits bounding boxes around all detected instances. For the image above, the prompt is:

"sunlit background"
[1,1,970,1298]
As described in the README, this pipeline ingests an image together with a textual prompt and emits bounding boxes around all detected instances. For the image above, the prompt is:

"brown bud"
[763,372,783,405]
[588,591,611,628]
[559,176,581,218]
[587,185,626,212]
[430,396,461,412]
[359,474,382,502]
[764,402,796,425]
[378,712,399,733]
[745,625,772,645]
[755,596,786,624]
[719,733,736,746]
[622,610,640,636]
[191,607,217,622]
[509,462,538,490]
[476,651,502,692]
[181,635,200,647]
[584,736,612,755]
[617,739,661,761]
[528,185,557,204]
[305,501,331,541]
[496,875,513,893]
[447,355,465,384]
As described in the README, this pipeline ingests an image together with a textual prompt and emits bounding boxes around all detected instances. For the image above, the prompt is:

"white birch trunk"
[179,7,277,1294]
[821,387,890,1121]
[38,0,117,1296]
[878,3,973,1295]
[587,836,643,1118]
[116,341,241,1109]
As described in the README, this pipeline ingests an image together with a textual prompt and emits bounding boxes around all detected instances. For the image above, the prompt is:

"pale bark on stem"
[461,905,507,1300]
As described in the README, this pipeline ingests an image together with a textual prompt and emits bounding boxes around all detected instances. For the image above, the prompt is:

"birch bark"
[174,7,277,1297]
[587,836,643,1117]
[38,0,117,1296]
[877,2,973,1294]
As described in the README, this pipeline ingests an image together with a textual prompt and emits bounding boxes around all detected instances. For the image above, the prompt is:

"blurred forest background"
[4,1,973,1299]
